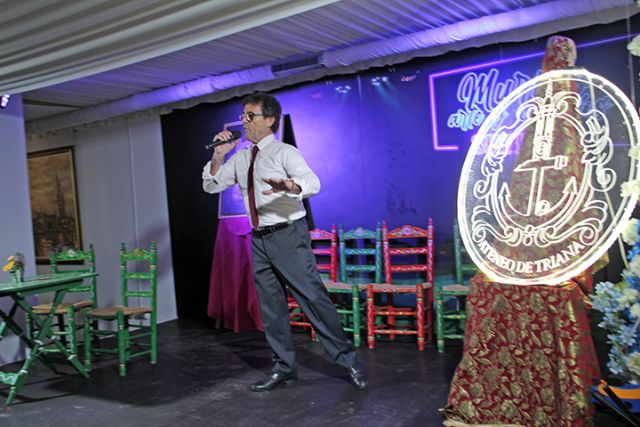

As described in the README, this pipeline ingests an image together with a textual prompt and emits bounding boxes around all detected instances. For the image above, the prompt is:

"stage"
[0,319,626,426]
[0,318,459,426]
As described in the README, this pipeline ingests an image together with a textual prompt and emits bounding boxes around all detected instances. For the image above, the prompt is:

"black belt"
[251,220,297,237]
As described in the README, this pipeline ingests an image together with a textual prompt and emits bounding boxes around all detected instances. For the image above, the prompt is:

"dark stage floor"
[0,319,631,427]
[0,319,461,427]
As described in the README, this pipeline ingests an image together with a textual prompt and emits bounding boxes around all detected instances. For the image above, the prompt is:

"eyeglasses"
[239,112,264,122]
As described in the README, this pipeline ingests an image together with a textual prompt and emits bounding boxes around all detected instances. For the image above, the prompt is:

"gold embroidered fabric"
[444,275,600,426]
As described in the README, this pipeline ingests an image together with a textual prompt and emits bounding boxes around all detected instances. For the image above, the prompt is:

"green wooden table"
[0,272,96,404]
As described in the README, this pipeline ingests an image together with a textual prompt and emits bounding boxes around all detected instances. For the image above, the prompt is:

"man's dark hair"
[242,92,281,133]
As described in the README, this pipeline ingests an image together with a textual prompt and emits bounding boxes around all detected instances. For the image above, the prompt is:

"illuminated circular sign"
[458,68,640,285]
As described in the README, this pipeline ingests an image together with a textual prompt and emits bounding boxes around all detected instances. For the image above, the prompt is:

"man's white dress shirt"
[202,134,320,228]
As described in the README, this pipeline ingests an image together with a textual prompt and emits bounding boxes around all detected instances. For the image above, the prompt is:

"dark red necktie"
[248,145,260,229]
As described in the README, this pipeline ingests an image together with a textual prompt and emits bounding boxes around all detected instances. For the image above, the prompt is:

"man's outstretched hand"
[262,178,301,195]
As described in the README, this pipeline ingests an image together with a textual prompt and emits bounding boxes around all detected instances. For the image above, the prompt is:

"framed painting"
[27,147,82,264]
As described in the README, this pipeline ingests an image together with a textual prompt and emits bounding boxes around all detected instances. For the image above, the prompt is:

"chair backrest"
[309,225,338,282]
[383,220,434,285]
[453,220,477,285]
[50,244,97,307]
[120,241,157,315]
[453,220,478,285]
[339,224,382,283]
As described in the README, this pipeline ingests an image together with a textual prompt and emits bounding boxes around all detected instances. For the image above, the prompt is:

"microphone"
[204,130,242,150]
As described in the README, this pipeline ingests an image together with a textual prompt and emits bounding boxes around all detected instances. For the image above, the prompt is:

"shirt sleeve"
[282,146,321,200]
[202,155,238,194]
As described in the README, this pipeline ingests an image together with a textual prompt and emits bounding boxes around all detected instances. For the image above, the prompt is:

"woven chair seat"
[324,281,360,290]
[32,300,93,315]
[369,282,432,293]
[89,305,152,318]
[441,284,469,293]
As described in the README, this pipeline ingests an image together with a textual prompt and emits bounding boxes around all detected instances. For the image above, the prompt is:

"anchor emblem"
[458,69,639,285]
[471,79,613,248]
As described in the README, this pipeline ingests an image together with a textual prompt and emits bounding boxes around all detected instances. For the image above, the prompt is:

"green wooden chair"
[335,224,382,347]
[27,245,98,359]
[435,220,475,353]
[83,242,157,376]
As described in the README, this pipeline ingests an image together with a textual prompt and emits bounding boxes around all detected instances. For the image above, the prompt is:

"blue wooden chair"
[335,224,382,347]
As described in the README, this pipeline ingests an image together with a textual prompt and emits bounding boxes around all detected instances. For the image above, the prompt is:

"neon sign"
[447,69,532,132]
[429,34,633,151]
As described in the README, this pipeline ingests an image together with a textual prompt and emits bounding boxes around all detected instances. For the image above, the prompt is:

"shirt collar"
[255,133,276,151]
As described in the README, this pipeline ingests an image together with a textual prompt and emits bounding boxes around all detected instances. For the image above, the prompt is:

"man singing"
[202,92,367,391]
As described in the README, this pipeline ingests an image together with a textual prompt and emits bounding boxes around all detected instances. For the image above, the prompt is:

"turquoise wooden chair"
[27,245,97,359]
[367,220,434,350]
[335,224,382,347]
[435,220,474,353]
[84,242,157,376]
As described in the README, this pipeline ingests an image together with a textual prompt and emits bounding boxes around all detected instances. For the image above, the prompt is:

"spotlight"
[0,94,10,109]
[371,76,389,86]
[335,85,351,94]
[400,74,417,82]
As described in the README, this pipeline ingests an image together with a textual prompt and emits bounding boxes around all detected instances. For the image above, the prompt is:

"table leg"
[0,298,45,405]
[20,291,89,378]
[0,290,88,405]
[3,299,59,375]
[0,300,19,341]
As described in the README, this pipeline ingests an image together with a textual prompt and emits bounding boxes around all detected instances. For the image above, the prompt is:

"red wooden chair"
[366,219,434,350]
[311,225,338,282]
[287,225,338,340]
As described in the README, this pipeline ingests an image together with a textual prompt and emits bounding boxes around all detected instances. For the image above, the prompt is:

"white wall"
[27,116,177,323]
[0,95,36,364]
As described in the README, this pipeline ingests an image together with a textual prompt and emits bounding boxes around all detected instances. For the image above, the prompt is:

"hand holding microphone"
[207,130,242,175]
[206,130,242,154]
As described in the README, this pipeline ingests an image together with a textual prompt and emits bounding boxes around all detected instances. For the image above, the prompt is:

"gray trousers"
[251,218,357,375]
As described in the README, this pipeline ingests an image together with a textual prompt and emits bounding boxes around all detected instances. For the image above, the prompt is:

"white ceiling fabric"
[0,0,635,135]
[0,0,338,94]
[322,0,637,68]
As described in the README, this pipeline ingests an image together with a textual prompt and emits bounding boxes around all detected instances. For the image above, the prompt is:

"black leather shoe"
[348,363,368,390]
[250,371,297,392]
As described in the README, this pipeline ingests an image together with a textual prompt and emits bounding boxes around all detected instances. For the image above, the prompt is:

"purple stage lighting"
[0,94,10,109]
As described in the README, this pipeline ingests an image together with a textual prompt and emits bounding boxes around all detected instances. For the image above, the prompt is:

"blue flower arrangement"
[592,218,640,381]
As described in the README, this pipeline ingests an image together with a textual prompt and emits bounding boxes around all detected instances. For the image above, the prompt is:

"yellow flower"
[3,261,14,272]
[3,253,24,273]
